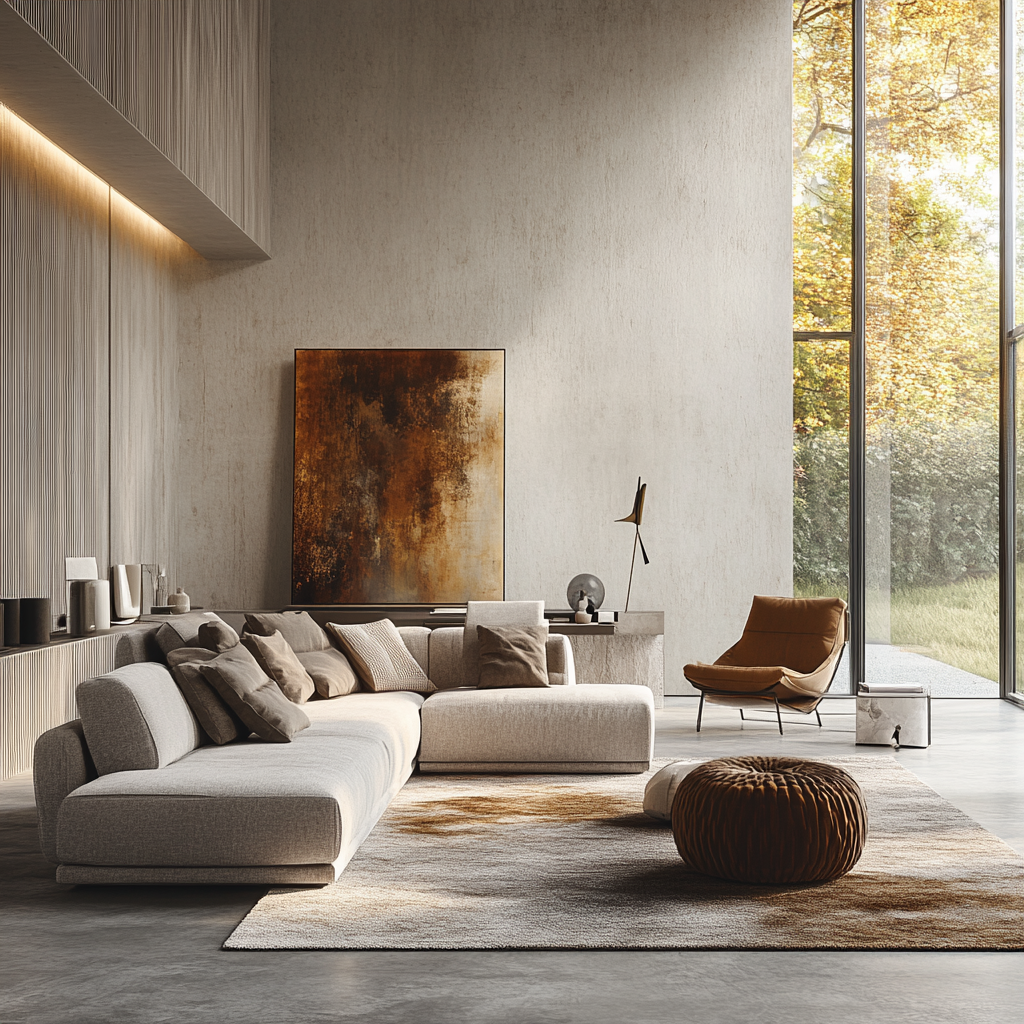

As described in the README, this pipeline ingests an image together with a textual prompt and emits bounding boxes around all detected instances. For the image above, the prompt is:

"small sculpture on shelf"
[574,592,592,624]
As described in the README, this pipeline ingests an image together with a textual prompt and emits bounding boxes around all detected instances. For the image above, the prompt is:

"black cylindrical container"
[19,598,51,645]
[2,598,20,647]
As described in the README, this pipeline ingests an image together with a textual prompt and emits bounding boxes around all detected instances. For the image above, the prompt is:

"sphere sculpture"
[566,574,605,612]
[671,755,868,884]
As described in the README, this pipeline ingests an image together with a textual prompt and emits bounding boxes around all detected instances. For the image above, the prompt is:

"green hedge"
[794,422,999,589]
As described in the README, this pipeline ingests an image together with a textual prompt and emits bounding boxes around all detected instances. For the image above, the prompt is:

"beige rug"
[224,757,1024,950]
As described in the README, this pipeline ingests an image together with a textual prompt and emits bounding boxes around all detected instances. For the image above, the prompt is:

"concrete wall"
[177,0,793,693]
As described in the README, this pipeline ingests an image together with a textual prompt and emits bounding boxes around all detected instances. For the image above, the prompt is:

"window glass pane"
[1015,0,1024,695]
[864,0,999,697]
[1016,0,1024,328]
[793,2,853,691]
[794,2,853,332]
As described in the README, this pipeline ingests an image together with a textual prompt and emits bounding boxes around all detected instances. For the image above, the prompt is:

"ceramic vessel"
[168,587,190,615]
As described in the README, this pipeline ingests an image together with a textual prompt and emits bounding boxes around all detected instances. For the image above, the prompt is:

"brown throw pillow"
[295,648,361,699]
[155,611,228,659]
[241,630,316,704]
[476,624,550,689]
[166,647,247,745]
[199,650,310,743]
[243,611,330,653]
[197,619,240,653]
[327,620,435,693]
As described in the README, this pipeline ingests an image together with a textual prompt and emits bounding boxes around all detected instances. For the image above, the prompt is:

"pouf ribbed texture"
[671,755,868,884]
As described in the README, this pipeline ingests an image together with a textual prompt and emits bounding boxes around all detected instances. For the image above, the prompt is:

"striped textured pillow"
[327,619,436,693]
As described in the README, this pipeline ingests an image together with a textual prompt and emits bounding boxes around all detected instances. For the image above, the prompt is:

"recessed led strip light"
[0,101,182,241]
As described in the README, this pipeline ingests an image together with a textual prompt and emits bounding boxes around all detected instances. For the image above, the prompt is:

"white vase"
[168,587,190,615]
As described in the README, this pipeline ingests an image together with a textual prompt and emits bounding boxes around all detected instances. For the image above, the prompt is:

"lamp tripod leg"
[624,528,639,613]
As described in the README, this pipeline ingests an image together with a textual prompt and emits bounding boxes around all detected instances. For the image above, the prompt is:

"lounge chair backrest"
[717,596,847,675]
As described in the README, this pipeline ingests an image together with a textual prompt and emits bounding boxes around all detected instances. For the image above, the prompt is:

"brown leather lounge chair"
[684,595,849,735]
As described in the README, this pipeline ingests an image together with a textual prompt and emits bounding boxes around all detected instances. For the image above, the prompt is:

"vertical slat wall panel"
[0,105,109,623]
[108,192,194,572]
[8,0,271,251]
[0,633,126,779]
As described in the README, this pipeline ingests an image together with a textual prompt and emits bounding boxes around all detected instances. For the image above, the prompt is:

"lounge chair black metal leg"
[696,692,705,732]
[775,698,783,736]
[815,708,823,727]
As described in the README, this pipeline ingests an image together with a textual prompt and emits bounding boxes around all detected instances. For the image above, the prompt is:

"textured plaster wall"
[177,0,793,693]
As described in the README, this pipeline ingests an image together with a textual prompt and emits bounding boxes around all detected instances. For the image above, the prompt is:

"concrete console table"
[550,612,665,709]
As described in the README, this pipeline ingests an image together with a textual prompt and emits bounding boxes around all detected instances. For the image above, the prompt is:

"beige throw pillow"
[296,648,361,699]
[241,629,316,704]
[327,620,436,693]
[476,624,551,689]
[199,648,310,743]
[167,646,247,745]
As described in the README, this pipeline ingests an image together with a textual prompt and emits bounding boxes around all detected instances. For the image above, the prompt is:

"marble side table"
[856,691,931,748]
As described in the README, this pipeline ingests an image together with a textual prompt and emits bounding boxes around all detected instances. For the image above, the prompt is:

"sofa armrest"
[33,720,96,865]
[546,633,576,686]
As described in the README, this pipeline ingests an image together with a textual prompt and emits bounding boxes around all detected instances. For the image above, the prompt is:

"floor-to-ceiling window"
[795,0,1001,697]
[793,0,854,690]
[1013,0,1024,701]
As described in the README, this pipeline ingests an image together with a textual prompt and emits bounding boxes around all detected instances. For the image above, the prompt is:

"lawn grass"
[889,576,998,682]
[796,575,1000,682]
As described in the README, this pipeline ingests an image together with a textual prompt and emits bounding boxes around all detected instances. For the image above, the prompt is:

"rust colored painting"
[292,349,504,604]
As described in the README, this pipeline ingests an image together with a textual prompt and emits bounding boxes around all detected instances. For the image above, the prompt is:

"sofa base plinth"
[55,863,336,886]
[418,760,650,774]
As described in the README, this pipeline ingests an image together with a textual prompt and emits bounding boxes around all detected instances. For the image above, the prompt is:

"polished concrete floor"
[2,697,1024,1024]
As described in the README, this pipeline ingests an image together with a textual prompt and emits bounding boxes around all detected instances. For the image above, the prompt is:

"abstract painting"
[292,349,504,604]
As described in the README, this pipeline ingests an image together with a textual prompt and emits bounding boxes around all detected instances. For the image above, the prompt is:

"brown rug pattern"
[224,757,1024,950]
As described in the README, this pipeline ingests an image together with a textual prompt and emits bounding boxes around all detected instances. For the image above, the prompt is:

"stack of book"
[857,681,925,695]
[545,610,618,624]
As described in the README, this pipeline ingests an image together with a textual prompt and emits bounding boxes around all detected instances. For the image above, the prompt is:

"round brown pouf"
[671,755,868,884]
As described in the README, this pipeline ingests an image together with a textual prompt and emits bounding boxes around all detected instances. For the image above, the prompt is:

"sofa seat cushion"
[419,684,654,769]
[57,692,424,872]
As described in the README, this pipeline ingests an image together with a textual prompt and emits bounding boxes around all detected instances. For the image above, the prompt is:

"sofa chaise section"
[37,675,423,885]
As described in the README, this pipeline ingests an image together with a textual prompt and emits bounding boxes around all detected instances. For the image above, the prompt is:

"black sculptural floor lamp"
[616,477,649,613]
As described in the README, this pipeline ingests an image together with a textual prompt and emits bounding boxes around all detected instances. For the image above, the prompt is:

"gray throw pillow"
[167,646,247,745]
[197,619,240,653]
[155,611,227,659]
[476,624,550,689]
[200,650,311,742]
[295,648,361,699]
[241,629,316,703]
[243,611,330,653]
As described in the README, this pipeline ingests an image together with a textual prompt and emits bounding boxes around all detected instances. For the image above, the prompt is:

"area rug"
[224,757,1024,951]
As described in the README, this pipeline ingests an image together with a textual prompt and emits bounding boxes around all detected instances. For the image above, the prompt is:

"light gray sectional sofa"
[34,620,655,885]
